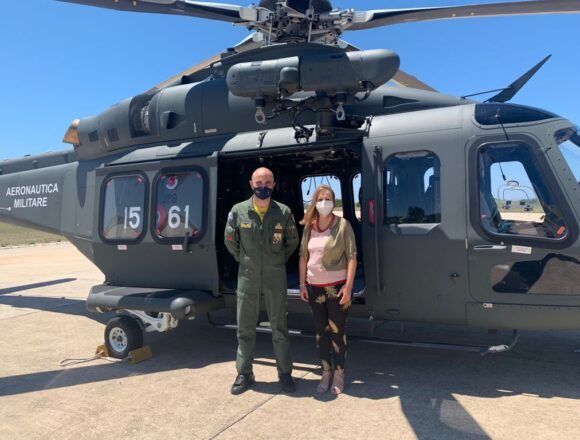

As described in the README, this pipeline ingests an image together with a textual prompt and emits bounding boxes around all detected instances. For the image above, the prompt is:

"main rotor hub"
[243,1,357,47]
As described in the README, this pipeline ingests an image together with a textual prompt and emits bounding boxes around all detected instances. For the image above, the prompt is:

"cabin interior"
[216,143,365,297]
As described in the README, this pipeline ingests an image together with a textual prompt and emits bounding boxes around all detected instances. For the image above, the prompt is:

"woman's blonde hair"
[299,184,335,226]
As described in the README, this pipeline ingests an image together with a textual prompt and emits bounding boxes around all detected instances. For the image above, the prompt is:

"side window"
[154,170,205,241]
[301,175,342,216]
[478,142,567,239]
[101,174,147,242]
[384,151,441,224]
[352,173,361,221]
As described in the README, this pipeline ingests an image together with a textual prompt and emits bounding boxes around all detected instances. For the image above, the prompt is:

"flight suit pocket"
[239,221,255,251]
[271,222,284,253]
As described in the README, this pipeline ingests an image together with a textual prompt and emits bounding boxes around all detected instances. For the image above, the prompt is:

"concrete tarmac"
[1,243,580,440]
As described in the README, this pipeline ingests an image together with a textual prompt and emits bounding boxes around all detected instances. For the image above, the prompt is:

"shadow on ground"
[0,278,76,295]
[2,295,580,439]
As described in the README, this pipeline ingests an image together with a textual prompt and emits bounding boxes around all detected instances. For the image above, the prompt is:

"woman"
[299,184,357,395]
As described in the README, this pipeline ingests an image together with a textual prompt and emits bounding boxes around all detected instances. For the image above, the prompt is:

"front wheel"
[104,316,143,359]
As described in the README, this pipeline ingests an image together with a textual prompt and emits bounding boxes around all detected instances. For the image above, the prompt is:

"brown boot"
[317,370,332,393]
[330,370,344,395]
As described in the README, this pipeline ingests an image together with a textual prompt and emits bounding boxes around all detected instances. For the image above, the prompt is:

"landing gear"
[104,316,144,359]
[103,311,179,358]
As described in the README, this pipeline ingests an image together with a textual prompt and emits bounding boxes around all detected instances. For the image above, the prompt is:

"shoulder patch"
[227,212,236,227]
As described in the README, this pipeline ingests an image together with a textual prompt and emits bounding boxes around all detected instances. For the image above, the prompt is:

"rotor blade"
[334,39,438,91]
[487,54,551,103]
[56,0,252,24]
[146,33,261,92]
[146,53,222,93]
[349,0,580,31]
[391,70,438,92]
[231,32,264,53]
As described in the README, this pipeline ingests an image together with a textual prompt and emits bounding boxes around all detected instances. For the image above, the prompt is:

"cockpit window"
[475,103,558,126]
[556,127,580,183]
[478,142,568,240]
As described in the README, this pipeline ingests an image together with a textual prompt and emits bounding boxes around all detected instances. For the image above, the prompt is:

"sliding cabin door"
[362,125,469,324]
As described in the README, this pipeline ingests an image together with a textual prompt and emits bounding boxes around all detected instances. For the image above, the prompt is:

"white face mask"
[316,200,334,216]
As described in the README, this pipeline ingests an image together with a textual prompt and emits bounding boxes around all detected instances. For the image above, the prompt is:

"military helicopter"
[2,0,580,359]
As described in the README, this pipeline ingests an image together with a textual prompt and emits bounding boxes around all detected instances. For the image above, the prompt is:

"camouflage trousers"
[307,283,351,372]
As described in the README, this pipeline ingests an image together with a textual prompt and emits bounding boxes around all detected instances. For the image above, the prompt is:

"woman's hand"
[300,285,309,302]
[298,256,308,302]
[338,285,352,305]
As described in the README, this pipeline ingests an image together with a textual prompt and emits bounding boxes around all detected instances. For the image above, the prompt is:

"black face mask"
[253,186,273,200]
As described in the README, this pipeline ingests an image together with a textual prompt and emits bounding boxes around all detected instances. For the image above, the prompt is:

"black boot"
[231,373,255,395]
[279,373,296,393]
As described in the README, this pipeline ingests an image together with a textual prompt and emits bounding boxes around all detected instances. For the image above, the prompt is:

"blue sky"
[0,0,579,160]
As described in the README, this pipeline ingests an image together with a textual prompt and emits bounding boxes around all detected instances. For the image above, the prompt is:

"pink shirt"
[306,225,347,287]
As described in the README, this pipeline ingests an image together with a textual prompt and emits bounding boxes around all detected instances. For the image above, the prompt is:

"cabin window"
[101,174,147,242]
[153,170,205,241]
[384,151,441,224]
[478,142,567,240]
[300,174,342,217]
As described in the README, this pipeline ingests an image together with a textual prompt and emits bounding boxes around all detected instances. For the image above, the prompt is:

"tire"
[104,316,143,359]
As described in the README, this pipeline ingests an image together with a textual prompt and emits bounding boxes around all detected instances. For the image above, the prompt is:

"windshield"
[557,127,580,182]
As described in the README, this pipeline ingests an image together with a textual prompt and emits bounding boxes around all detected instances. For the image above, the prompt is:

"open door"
[216,141,364,295]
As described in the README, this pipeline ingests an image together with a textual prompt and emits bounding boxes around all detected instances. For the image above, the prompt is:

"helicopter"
[2,0,580,359]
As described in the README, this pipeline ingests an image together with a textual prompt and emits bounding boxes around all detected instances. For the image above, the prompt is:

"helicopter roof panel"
[105,139,223,166]
[369,104,465,139]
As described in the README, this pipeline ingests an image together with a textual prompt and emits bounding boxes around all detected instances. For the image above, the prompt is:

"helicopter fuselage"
[2,85,580,334]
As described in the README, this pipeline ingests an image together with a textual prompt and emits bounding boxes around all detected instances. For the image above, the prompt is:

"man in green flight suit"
[224,167,299,395]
